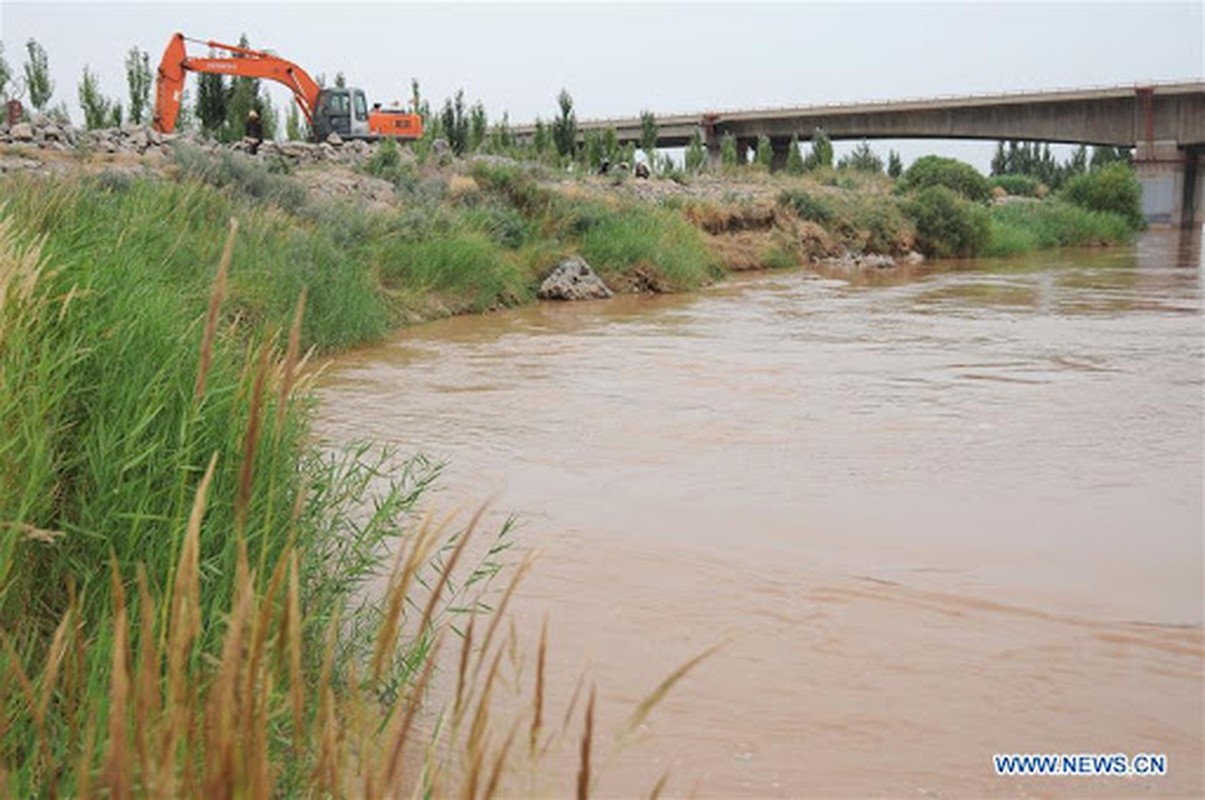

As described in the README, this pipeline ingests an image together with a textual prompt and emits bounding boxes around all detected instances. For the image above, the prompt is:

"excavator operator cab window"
[326,92,350,117]
[353,91,368,122]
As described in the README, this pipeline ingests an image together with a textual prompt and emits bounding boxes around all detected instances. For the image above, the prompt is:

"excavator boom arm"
[154,33,322,134]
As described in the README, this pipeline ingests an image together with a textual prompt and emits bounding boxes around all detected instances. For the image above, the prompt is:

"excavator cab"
[313,87,371,141]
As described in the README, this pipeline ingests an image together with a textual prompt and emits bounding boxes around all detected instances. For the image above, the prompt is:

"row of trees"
[0,37,280,139]
[990,140,1131,190]
[1,39,153,128]
[1,41,1145,182]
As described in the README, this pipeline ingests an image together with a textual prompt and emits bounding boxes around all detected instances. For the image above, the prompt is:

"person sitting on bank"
[245,109,264,155]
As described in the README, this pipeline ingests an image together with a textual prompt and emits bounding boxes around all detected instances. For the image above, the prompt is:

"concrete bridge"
[515,82,1205,227]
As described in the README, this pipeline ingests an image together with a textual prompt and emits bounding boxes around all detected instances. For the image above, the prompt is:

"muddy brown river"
[315,231,1203,798]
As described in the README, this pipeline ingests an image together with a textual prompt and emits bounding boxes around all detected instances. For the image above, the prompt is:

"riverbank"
[0,142,1154,794]
[0,140,1145,348]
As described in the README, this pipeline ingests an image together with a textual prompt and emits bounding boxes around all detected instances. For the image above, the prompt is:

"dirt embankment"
[2,121,915,274]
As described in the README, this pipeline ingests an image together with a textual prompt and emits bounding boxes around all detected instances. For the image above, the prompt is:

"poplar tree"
[755,134,773,169]
[0,44,11,100]
[285,103,304,141]
[225,35,259,142]
[175,89,195,131]
[551,89,576,159]
[584,129,603,170]
[487,111,513,154]
[532,118,549,159]
[78,66,116,129]
[602,127,619,163]
[804,128,833,170]
[125,46,152,125]
[640,110,658,165]
[720,132,738,167]
[887,150,903,179]
[440,89,469,155]
[24,39,53,112]
[785,134,805,175]
[469,101,487,152]
[195,52,228,137]
[685,130,707,173]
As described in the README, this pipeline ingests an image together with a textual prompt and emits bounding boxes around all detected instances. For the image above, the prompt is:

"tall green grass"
[984,200,1136,257]
[577,205,723,290]
[0,168,714,795]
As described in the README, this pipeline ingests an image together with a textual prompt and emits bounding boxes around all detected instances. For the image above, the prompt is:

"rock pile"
[817,250,925,269]
[537,257,614,301]
[0,118,171,153]
[0,116,405,169]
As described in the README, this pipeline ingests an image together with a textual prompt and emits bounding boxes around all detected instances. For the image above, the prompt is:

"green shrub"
[461,203,530,248]
[846,194,912,254]
[903,185,990,258]
[1061,162,1144,229]
[760,243,798,269]
[169,143,309,212]
[362,137,418,188]
[899,155,991,203]
[468,159,554,216]
[990,174,1041,197]
[778,188,834,223]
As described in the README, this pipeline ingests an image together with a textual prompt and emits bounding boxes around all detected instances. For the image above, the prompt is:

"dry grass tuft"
[448,175,482,201]
[194,218,237,402]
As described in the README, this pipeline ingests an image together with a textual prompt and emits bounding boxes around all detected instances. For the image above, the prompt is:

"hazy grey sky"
[2,2,1202,166]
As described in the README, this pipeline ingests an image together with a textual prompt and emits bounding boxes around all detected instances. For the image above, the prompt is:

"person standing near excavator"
[245,109,263,155]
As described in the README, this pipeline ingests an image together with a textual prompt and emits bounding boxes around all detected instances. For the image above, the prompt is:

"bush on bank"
[1061,162,1145,230]
[898,155,993,203]
[903,185,991,258]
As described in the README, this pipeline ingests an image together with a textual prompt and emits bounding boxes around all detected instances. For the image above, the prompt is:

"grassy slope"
[0,153,723,794]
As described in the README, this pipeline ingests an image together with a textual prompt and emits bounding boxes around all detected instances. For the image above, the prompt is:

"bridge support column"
[1135,141,1203,228]
[736,137,756,166]
[770,137,793,172]
[1180,145,1202,229]
[702,116,722,170]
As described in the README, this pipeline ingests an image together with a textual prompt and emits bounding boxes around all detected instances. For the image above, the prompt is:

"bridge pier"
[770,137,792,171]
[703,116,722,170]
[1135,141,1204,228]
[736,137,756,166]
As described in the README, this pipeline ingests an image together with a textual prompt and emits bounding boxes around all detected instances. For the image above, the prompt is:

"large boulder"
[10,122,33,141]
[538,257,613,301]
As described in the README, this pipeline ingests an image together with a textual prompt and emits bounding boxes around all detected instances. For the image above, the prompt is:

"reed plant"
[984,200,1135,257]
[0,175,712,796]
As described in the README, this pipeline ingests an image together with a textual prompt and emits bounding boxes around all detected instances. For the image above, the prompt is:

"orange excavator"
[153,33,422,141]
